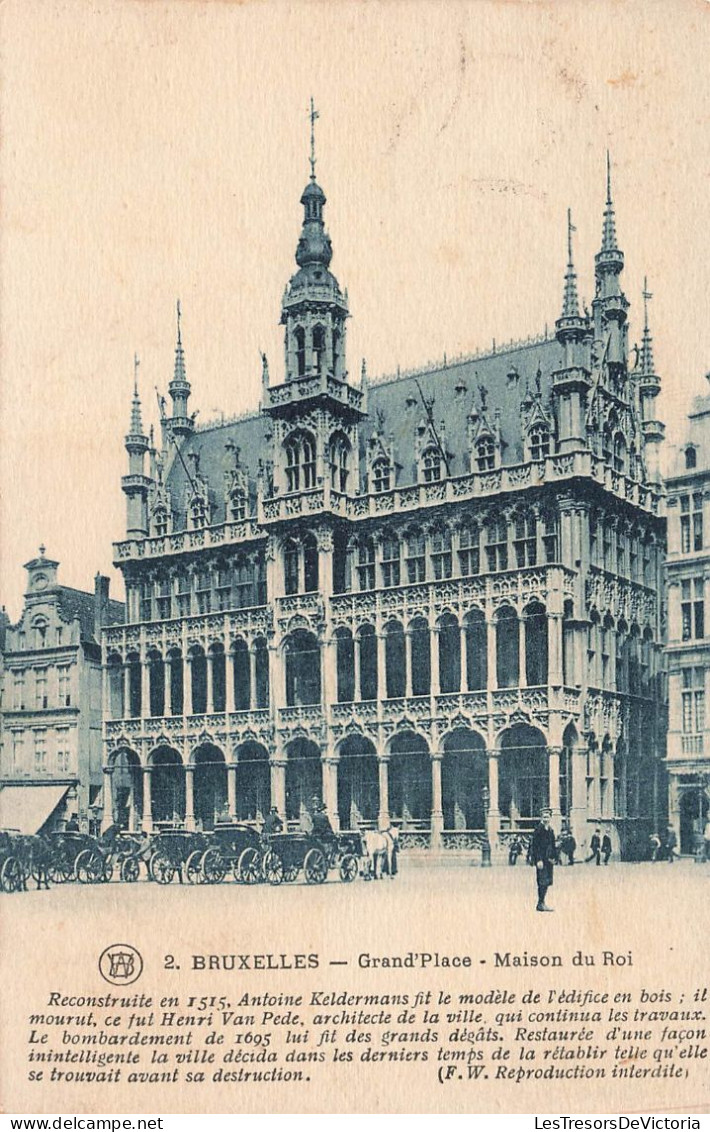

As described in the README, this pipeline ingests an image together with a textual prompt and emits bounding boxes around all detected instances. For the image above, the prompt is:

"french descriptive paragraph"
[23,983,708,1091]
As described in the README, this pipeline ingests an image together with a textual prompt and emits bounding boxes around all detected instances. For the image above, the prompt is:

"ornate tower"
[592,153,629,383]
[168,300,194,440]
[263,102,365,500]
[122,356,151,538]
[638,279,665,482]
[552,209,592,453]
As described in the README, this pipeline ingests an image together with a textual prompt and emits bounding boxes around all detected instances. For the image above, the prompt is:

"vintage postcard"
[0,0,708,1117]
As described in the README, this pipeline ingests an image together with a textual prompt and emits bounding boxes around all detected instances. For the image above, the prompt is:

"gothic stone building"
[103,159,666,859]
[665,376,710,854]
[0,553,123,834]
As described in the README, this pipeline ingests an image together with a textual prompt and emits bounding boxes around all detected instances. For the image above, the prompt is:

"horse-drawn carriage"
[0,829,25,892]
[261,830,362,885]
[148,827,210,884]
[184,823,262,885]
[74,827,144,884]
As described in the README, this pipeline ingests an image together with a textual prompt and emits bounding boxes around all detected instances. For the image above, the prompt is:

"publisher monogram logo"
[98,943,143,986]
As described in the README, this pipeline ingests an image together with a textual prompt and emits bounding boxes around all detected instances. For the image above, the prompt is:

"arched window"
[513,511,537,568]
[303,533,319,593]
[332,329,341,377]
[357,538,376,591]
[254,637,270,708]
[385,621,406,699]
[229,489,247,521]
[295,326,306,378]
[476,436,495,471]
[358,624,378,701]
[190,495,207,529]
[283,539,299,596]
[233,556,252,608]
[335,628,355,703]
[458,522,480,576]
[312,324,326,375]
[409,618,431,696]
[465,609,487,690]
[167,647,183,715]
[190,645,207,715]
[148,649,165,717]
[422,446,441,483]
[685,446,697,470]
[153,506,169,537]
[439,613,461,693]
[284,430,316,493]
[486,517,508,571]
[381,535,401,588]
[541,511,558,563]
[495,605,519,688]
[524,601,548,686]
[529,426,550,461]
[329,434,350,493]
[602,426,613,465]
[431,527,452,580]
[302,434,316,489]
[372,458,391,493]
[285,437,301,493]
[405,529,426,583]
[285,630,321,706]
[210,643,226,713]
[232,638,250,711]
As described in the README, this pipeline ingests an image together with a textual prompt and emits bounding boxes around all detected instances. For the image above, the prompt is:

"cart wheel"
[263,850,284,885]
[185,850,204,885]
[236,847,261,884]
[102,860,115,883]
[201,848,227,884]
[339,854,359,883]
[304,847,328,885]
[0,855,22,892]
[121,857,140,883]
[76,849,101,884]
[48,859,72,885]
[149,852,175,885]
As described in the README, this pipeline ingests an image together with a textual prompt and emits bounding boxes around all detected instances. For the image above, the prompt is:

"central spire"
[561,208,581,319]
[600,150,619,254]
[309,96,319,182]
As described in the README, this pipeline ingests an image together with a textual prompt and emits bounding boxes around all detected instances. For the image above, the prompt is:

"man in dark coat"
[262,807,283,837]
[601,833,612,865]
[586,829,602,865]
[530,809,557,912]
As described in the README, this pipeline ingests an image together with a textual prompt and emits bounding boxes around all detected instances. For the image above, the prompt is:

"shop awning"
[0,785,69,834]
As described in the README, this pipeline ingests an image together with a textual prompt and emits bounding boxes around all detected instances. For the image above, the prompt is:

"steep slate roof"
[55,587,125,643]
[165,336,563,526]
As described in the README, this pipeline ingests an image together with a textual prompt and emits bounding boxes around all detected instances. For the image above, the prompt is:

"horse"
[362,827,399,880]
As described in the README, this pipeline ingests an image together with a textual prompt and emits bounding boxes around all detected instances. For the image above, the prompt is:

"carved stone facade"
[665,375,710,854]
[104,156,666,859]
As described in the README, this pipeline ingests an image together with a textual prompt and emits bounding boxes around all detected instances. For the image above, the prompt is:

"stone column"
[378,757,390,829]
[227,762,238,821]
[123,663,131,719]
[249,647,258,711]
[142,766,153,833]
[206,653,214,715]
[431,754,443,847]
[270,643,285,710]
[185,766,195,831]
[548,614,563,687]
[405,630,413,699]
[668,773,681,846]
[518,615,526,688]
[353,635,361,702]
[457,623,465,692]
[141,656,150,718]
[430,627,441,697]
[377,632,387,701]
[322,636,336,714]
[165,655,174,715]
[226,648,236,714]
[184,655,193,717]
[570,745,588,844]
[548,746,561,820]
[101,767,114,831]
[271,758,287,818]
[487,620,497,690]
[323,758,339,830]
[488,752,500,842]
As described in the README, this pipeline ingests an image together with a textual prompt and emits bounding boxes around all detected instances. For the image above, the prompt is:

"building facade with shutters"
[102,153,667,859]
[0,554,123,834]
[665,379,710,855]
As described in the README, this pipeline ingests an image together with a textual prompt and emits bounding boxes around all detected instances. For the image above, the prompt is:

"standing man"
[530,808,557,912]
[601,832,613,865]
[665,825,678,863]
[586,829,602,865]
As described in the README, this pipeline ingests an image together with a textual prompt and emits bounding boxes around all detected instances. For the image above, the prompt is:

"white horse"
[362,827,399,880]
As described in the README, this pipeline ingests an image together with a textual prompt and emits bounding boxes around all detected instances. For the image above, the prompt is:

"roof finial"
[606,148,612,205]
[639,276,655,376]
[39,544,46,558]
[600,150,618,253]
[133,352,140,398]
[176,298,182,347]
[130,353,144,434]
[309,96,319,182]
[642,275,652,332]
[560,208,580,319]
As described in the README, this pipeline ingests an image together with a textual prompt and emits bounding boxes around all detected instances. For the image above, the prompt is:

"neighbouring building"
[665,376,710,854]
[0,552,124,834]
[102,141,667,859]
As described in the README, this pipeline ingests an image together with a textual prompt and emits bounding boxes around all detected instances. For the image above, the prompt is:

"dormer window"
[421,446,442,483]
[476,436,495,472]
[529,426,550,462]
[154,506,169,537]
[329,434,350,494]
[229,489,247,521]
[372,458,391,493]
[190,496,207,529]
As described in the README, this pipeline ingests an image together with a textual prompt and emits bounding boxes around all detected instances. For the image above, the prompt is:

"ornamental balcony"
[104,708,272,750]
[264,370,364,418]
[113,517,264,565]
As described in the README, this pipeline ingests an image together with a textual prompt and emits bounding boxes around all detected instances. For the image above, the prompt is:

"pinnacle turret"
[168,300,193,438]
[561,208,581,320]
[126,355,147,445]
[639,277,656,378]
[600,150,618,253]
